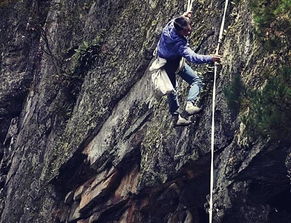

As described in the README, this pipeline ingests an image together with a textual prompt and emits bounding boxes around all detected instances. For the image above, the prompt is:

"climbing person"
[157,11,221,126]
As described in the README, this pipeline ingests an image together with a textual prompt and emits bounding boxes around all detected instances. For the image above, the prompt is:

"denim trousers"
[164,58,203,115]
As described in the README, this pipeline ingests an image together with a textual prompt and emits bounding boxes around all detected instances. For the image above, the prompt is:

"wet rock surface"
[0,0,290,222]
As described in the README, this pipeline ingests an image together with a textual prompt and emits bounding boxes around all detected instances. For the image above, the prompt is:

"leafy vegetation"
[243,66,291,145]
[250,0,291,51]
[230,1,291,146]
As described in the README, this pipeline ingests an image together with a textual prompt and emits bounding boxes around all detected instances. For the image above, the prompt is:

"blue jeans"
[164,59,203,115]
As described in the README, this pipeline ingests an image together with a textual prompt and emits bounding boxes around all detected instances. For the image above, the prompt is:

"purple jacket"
[157,19,213,64]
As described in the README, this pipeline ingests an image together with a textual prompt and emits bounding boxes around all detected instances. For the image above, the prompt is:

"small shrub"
[243,66,291,145]
[250,0,291,52]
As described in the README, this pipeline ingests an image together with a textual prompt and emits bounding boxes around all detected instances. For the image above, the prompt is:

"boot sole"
[185,109,202,115]
[174,122,192,127]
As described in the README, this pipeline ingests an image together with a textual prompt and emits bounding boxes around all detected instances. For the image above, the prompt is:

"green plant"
[250,0,291,51]
[243,66,291,145]
[274,0,291,15]
[250,0,291,27]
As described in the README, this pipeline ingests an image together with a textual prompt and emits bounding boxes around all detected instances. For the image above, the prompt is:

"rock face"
[0,0,290,222]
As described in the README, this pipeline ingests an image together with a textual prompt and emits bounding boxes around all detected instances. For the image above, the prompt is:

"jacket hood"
[163,20,185,44]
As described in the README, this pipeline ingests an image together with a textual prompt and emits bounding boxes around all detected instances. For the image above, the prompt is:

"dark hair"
[174,16,190,31]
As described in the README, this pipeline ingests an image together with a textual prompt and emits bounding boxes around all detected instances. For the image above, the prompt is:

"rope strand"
[185,0,229,221]
[187,0,193,12]
[209,1,229,223]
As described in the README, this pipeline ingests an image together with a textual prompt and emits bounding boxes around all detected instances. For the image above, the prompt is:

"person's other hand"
[183,11,192,18]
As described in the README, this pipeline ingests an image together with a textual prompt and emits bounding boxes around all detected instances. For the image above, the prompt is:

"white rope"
[186,0,194,12]
[209,0,229,223]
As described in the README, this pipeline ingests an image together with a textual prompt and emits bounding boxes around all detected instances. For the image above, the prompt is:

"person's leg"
[178,63,203,102]
[164,58,181,115]
[178,63,203,115]
[163,59,192,126]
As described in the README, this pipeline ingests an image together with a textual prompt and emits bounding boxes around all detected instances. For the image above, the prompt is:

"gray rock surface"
[0,0,290,222]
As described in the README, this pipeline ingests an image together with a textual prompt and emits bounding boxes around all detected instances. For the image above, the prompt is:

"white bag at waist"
[149,57,175,96]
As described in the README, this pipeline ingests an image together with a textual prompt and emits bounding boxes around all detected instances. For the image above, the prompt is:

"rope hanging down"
[209,0,229,223]
[186,0,229,221]
[186,0,194,12]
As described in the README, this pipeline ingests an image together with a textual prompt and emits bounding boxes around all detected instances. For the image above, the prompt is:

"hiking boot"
[185,101,201,115]
[175,115,192,126]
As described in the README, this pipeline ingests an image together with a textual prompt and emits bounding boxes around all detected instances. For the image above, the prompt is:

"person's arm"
[178,42,214,64]
[180,11,222,63]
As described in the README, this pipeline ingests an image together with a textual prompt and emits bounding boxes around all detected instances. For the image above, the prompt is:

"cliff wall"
[0,0,290,222]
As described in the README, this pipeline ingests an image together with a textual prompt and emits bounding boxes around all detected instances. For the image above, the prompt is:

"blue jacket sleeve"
[177,42,213,64]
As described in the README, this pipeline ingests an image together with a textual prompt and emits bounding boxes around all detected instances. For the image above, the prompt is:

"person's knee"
[190,78,202,86]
